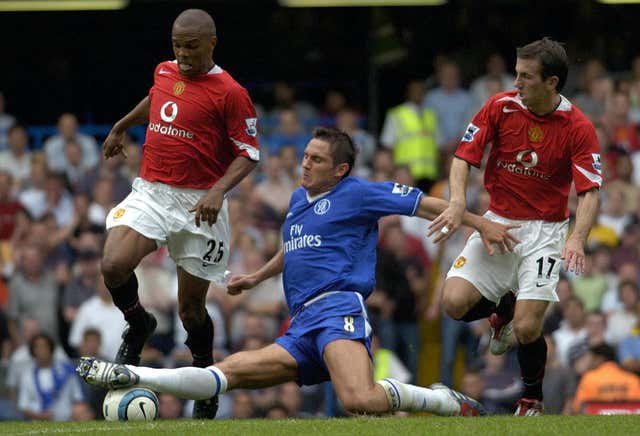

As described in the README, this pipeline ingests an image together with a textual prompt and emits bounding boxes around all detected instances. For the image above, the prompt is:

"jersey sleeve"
[224,85,260,162]
[359,180,423,220]
[571,120,602,193]
[454,96,500,167]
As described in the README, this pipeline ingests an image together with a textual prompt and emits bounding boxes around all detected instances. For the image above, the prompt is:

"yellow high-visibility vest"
[390,104,439,181]
[374,349,392,381]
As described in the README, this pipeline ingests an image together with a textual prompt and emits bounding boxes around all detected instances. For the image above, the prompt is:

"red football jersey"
[141,61,260,189]
[455,91,602,221]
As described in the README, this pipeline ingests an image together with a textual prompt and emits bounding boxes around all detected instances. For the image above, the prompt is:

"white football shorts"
[106,177,230,283]
[446,210,569,303]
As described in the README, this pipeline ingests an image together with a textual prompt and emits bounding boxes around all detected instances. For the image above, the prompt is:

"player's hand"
[561,235,586,274]
[189,187,224,227]
[102,128,128,159]
[478,220,521,256]
[227,274,258,296]
[428,202,465,243]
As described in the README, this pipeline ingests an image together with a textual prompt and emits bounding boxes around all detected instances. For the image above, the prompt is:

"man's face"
[301,138,341,194]
[172,25,216,77]
[514,58,555,108]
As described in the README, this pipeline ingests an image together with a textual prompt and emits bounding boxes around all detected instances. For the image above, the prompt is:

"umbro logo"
[503,107,518,113]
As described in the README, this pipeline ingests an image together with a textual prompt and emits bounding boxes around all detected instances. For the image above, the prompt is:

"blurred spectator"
[43,113,99,172]
[61,249,100,324]
[552,297,587,367]
[68,275,126,360]
[605,281,639,346]
[570,250,608,312]
[423,61,472,152]
[611,225,640,271]
[374,221,429,380]
[62,140,91,192]
[79,152,131,203]
[269,81,317,122]
[231,391,256,419]
[321,90,347,118]
[159,393,184,419]
[0,92,16,151]
[335,108,376,178]
[265,403,288,419]
[380,80,438,192]
[17,333,85,421]
[605,153,640,214]
[371,333,410,383]
[600,91,640,153]
[255,155,295,219]
[278,145,299,184]
[598,187,632,239]
[87,177,115,228]
[572,343,640,414]
[470,53,515,107]
[480,350,521,414]
[20,172,74,227]
[0,171,27,243]
[75,329,107,418]
[370,148,395,181]
[7,245,61,344]
[543,277,574,334]
[0,125,32,189]
[18,157,47,219]
[5,319,68,402]
[265,109,310,157]
[542,335,575,414]
[573,75,613,120]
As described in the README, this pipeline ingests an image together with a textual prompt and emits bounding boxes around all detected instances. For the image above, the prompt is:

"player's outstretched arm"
[562,188,599,274]
[417,196,520,255]
[428,157,470,238]
[104,96,151,159]
[227,248,284,296]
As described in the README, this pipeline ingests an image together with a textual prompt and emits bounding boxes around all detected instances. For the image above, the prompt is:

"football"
[103,387,159,421]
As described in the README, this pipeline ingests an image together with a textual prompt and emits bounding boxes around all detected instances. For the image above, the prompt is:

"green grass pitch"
[2,416,639,436]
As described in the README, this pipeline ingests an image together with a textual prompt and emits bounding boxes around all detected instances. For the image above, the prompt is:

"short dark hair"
[589,343,617,362]
[517,37,568,92]
[312,127,356,179]
[29,333,55,357]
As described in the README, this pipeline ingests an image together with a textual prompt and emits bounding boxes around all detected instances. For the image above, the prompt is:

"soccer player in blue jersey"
[77,127,519,417]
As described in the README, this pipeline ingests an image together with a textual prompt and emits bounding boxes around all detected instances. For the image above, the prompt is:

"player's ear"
[210,36,218,51]
[334,162,349,178]
[547,75,559,91]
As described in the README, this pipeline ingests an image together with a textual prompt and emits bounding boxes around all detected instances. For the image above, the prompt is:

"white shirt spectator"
[606,310,638,345]
[5,345,69,393]
[69,295,127,360]
[43,133,99,172]
[552,321,588,367]
[17,360,84,421]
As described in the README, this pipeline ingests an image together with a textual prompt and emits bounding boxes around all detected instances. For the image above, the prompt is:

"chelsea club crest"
[314,199,331,215]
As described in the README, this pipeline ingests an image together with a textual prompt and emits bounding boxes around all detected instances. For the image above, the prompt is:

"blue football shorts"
[275,291,373,386]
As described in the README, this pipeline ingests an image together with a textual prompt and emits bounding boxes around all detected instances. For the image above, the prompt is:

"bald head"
[173,9,216,37]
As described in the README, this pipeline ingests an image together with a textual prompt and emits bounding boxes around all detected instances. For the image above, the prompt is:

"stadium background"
[0,0,639,421]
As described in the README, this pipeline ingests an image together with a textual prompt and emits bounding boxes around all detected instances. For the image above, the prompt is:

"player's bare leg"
[102,226,158,365]
[78,344,298,400]
[176,267,217,418]
[513,299,549,416]
[323,339,485,416]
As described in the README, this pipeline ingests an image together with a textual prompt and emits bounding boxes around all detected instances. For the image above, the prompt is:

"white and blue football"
[103,387,159,421]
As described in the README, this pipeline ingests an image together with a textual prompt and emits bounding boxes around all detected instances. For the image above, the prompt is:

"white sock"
[128,365,228,400]
[376,378,460,415]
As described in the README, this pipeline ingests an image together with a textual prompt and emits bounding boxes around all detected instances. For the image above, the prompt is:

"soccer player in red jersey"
[429,38,601,416]
[99,9,259,418]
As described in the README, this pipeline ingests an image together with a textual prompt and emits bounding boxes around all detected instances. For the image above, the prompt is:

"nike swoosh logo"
[535,282,546,287]
[139,402,147,419]
[503,107,518,113]
[159,69,171,75]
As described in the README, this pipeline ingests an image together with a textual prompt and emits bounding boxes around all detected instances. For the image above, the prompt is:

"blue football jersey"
[282,176,423,315]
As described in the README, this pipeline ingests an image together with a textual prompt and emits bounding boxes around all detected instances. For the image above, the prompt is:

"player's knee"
[442,291,467,320]
[514,317,542,344]
[100,255,131,286]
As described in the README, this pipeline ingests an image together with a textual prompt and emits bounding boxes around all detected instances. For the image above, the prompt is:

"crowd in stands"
[0,51,639,420]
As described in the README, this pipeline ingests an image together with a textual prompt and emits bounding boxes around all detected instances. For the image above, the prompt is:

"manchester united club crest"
[173,81,186,96]
[113,208,125,219]
[527,125,544,142]
[453,256,466,269]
